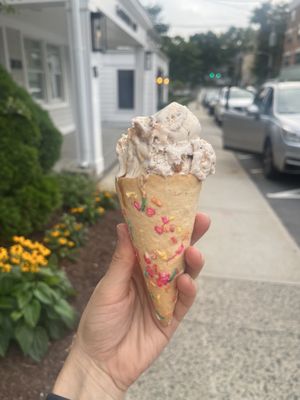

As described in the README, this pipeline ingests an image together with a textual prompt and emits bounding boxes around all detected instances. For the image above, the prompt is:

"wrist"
[52,342,125,400]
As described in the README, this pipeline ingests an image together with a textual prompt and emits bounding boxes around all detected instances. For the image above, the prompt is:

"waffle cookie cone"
[116,174,202,326]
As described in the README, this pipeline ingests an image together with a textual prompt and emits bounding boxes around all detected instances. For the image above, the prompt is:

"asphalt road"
[202,109,300,247]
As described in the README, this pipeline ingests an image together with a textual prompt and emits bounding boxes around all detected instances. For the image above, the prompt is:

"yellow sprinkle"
[169,216,175,221]
[157,250,168,261]
[176,227,182,234]
[125,192,137,199]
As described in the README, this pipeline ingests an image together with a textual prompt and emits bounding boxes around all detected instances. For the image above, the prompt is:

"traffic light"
[209,72,222,80]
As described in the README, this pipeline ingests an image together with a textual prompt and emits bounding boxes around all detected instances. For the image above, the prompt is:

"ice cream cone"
[116,174,202,326]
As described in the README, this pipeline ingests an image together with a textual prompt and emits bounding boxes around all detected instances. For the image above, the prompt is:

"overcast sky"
[140,0,287,37]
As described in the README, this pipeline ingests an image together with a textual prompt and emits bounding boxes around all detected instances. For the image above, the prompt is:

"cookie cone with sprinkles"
[116,174,202,326]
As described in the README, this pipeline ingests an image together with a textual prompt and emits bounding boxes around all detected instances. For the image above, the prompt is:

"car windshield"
[276,87,300,114]
[230,88,254,100]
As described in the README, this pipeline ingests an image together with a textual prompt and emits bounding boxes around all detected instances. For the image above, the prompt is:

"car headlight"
[281,129,300,143]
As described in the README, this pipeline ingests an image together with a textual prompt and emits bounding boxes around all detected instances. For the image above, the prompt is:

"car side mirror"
[247,104,260,118]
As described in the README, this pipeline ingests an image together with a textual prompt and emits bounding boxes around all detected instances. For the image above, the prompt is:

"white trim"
[19,29,29,89]
[1,26,10,71]
[0,16,68,46]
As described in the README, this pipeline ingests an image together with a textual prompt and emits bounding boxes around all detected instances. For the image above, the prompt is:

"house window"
[47,44,64,100]
[118,70,134,109]
[295,52,300,65]
[24,38,46,100]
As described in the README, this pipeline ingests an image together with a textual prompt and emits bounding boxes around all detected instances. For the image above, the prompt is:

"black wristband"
[46,394,71,400]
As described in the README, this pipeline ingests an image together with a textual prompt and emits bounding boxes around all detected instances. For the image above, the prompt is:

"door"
[223,87,272,153]
[245,88,273,153]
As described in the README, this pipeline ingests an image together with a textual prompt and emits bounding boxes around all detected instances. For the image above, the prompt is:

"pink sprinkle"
[161,216,169,225]
[176,244,185,255]
[171,237,178,244]
[157,272,170,287]
[144,253,151,264]
[155,226,164,235]
[134,201,141,211]
[146,207,156,217]
[146,266,155,278]
[169,224,176,233]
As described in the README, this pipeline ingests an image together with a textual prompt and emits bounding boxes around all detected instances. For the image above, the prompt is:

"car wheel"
[263,140,278,179]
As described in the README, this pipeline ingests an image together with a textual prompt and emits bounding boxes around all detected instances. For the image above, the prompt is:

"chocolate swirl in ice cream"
[116,102,216,181]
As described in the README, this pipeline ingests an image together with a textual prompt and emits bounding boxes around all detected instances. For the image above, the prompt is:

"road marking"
[267,188,300,200]
[237,154,253,160]
[250,168,263,174]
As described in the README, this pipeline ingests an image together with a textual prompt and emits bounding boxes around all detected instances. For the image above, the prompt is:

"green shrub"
[56,172,97,209]
[0,66,62,238]
[0,66,62,172]
[0,238,76,361]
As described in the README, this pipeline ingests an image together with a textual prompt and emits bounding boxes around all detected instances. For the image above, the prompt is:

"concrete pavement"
[100,103,300,399]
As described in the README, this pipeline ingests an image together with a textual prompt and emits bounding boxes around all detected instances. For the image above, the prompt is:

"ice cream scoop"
[116,102,216,181]
[116,102,215,325]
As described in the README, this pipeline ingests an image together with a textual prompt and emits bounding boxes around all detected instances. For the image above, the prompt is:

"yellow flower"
[0,248,8,261]
[71,207,85,214]
[75,223,83,231]
[95,196,101,202]
[58,238,67,245]
[67,241,75,248]
[21,264,30,272]
[104,191,112,198]
[51,230,60,238]
[97,207,105,216]
[2,263,12,272]
[64,230,70,237]
[11,257,20,264]
[10,244,23,256]
[22,251,32,262]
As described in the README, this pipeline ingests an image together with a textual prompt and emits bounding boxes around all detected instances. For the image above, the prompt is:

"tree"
[251,2,289,83]
[145,4,169,35]
[0,1,14,13]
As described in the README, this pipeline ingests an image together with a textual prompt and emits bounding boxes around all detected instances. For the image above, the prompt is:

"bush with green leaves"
[56,172,97,209]
[0,66,62,238]
[0,239,76,361]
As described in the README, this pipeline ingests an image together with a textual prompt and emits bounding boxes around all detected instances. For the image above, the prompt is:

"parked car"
[202,88,220,114]
[222,82,300,178]
[215,86,255,125]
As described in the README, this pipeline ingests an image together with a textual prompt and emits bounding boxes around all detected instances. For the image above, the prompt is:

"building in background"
[281,0,300,80]
[0,0,169,174]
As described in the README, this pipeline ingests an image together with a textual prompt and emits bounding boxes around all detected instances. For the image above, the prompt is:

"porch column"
[66,0,104,175]
[135,46,145,116]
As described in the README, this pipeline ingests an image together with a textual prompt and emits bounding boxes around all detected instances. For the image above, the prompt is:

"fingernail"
[116,224,125,241]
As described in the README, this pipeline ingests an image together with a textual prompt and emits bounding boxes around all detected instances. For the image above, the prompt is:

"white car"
[215,87,254,125]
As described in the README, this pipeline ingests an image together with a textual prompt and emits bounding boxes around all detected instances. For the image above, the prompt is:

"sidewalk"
[100,104,300,399]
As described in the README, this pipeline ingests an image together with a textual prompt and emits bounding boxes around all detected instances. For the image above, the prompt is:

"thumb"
[101,224,136,296]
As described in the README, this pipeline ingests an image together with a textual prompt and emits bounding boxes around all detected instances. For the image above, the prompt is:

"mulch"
[0,209,123,400]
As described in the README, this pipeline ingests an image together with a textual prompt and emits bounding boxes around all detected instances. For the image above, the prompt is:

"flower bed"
[0,209,123,399]
[0,171,118,362]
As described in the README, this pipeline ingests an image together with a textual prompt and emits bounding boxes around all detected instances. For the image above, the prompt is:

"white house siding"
[100,51,137,122]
